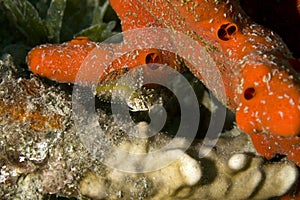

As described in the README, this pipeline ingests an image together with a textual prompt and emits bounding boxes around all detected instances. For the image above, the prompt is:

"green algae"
[0,0,118,64]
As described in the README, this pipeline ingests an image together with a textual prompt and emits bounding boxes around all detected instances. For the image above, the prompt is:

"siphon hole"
[217,27,228,41]
[145,53,160,64]
[145,53,160,70]
[217,23,238,41]
[227,25,237,35]
[244,87,256,100]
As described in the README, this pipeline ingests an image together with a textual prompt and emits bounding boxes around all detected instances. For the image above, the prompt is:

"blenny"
[27,0,300,166]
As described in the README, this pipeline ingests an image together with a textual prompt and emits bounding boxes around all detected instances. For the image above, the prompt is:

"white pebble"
[228,153,249,171]
[179,154,202,186]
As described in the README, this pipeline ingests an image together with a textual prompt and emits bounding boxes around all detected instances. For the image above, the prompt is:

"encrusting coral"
[0,55,71,194]
[1,56,299,199]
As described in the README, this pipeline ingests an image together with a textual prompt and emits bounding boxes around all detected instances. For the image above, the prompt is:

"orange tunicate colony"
[27,0,300,168]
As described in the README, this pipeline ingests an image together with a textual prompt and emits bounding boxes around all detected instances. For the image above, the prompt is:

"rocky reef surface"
[0,54,298,199]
